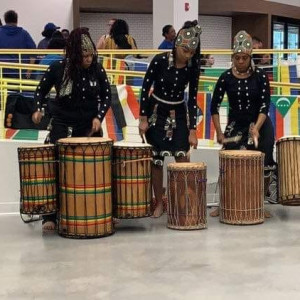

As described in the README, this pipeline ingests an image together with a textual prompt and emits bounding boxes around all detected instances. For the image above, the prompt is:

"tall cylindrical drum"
[167,162,207,230]
[112,142,152,218]
[276,136,300,205]
[57,137,113,238]
[219,150,264,225]
[18,144,57,215]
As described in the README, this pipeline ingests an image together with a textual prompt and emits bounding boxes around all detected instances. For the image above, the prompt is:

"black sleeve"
[187,68,200,129]
[34,63,58,111]
[210,72,226,115]
[256,68,270,115]
[139,55,159,116]
[96,63,112,122]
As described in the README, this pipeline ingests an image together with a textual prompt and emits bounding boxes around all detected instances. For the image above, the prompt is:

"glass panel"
[288,25,299,62]
[273,22,285,65]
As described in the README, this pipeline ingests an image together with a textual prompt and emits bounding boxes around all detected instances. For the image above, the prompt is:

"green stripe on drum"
[21,179,56,185]
[59,156,111,163]
[60,213,112,220]
[116,202,149,206]
[22,195,57,201]
[60,187,111,194]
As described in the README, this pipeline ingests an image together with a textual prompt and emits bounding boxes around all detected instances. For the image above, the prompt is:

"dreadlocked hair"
[110,19,132,49]
[64,27,98,83]
[172,20,201,76]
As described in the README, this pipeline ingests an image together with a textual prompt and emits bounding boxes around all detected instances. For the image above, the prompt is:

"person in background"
[96,18,116,49]
[61,29,70,40]
[252,36,271,66]
[158,25,176,50]
[32,28,112,232]
[139,21,201,217]
[200,54,215,67]
[0,10,36,78]
[38,22,60,49]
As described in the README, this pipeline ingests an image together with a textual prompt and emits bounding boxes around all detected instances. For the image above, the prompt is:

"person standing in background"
[158,25,176,49]
[38,22,61,49]
[0,10,36,78]
[96,18,116,49]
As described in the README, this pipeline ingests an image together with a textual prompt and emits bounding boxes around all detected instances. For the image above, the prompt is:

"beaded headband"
[233,30,253,55]
[81,34,94,52]
[175,25,202,50]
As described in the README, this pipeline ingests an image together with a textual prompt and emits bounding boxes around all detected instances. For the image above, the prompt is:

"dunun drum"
[167,162,207,230]
[276,136,300,205]
[112,142,152,218]
[18,145,57,215]
[219,150,264,225]
[57,137,113,238]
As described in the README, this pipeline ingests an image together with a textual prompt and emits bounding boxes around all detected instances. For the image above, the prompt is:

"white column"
[153,0,199,48]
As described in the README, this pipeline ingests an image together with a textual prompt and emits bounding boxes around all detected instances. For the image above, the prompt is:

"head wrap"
[175,25,202,50]
[233,30,253,55]
[81,34,94,52]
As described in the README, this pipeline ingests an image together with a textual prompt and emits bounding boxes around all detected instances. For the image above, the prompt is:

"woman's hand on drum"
[216,131,225,144]
[139,116,149,136]
[32,111,43,124]
[189,129,198,148]
[91,118,102,133]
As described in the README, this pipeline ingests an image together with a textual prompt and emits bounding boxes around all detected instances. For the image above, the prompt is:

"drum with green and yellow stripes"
[113,142,152,218]
[18,144,57,215]
[57,137,113,238]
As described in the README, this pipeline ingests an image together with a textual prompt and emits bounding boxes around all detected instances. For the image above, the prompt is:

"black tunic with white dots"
[140,53,199,154]
[211,67,275,166]
[34,60,111,141]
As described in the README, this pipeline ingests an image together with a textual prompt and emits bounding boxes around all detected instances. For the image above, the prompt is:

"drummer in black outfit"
[139,21,201,218]
[210,30,275,217]
[32,28,112,232]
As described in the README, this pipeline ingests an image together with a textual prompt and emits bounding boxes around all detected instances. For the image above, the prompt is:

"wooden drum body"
[113,142,152,218]
[57,137,113,238]
[276,136,300,205]
[18,145,57,215]
[219,150,264,225]
[167,163,207,230]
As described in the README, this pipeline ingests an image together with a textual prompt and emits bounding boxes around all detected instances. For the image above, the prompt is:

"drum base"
[59,231,115,239]
[116,213,152,219]
[167,224,206,230]
[220,218,264,225]
[280,195,300,206]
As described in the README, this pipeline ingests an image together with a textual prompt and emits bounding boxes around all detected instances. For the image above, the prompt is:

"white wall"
[80,13,153,49]
[0,0,73,45]
[265,0,300,6]
[80,12,232,65]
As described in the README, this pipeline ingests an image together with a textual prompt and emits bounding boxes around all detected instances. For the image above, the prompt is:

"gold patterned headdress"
[233,30,253,55]
[81,34,94,52]
[175,25,202,50]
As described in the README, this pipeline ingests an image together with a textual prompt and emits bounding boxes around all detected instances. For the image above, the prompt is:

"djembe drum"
[276,136,300,205]
[18,145,57,215]
[57,137,113,238]
[112,142,152,218]
[167,162,207,230]
[219,150,264,225]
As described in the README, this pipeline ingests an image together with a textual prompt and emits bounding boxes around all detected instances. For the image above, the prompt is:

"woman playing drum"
[32,28,112,232]
[139,20,201,218]
[210,30,276,217]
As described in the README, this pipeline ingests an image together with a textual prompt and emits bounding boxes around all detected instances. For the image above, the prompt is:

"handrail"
[0,48,299,55]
